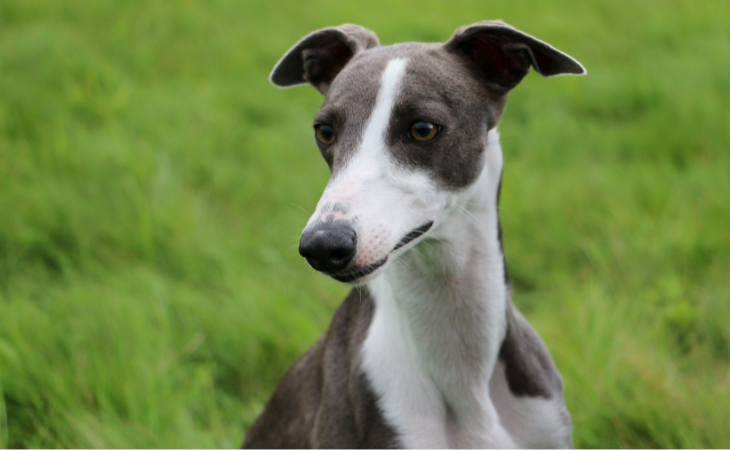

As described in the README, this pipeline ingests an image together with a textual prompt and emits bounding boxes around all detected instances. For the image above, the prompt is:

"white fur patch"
[359,57,409,161]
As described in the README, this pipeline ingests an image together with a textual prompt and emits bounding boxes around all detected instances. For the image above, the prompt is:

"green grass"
[1,0,729,447]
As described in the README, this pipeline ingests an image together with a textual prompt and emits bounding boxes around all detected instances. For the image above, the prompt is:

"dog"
[244,20,585,449]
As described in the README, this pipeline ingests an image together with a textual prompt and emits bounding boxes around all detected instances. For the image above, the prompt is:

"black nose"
[299,224,357,273]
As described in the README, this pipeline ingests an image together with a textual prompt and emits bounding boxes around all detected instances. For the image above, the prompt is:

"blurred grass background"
[0,0,729,447]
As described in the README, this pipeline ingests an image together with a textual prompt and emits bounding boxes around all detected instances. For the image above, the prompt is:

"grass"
[0,0,729,447]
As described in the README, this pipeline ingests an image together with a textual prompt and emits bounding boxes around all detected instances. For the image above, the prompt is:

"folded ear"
[270,24,380,95]
[445,20,586,93]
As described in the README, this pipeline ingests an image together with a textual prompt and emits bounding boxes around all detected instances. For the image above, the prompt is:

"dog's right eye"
[315,125,335,146]
[408,121,440,142]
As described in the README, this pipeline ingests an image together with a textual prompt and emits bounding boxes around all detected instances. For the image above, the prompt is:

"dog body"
[244,21,585,449]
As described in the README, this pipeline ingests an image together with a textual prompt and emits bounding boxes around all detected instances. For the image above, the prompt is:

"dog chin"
[329,257,389,285]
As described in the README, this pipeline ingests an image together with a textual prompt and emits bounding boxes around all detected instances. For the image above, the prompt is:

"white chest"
[361,267,515,449]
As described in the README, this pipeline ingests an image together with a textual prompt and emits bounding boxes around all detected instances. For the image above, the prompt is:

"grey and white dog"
[244,21,585,449]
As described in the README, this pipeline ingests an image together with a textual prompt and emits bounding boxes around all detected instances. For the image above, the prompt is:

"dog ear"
[445,20,586,93]
[270,24,380,95]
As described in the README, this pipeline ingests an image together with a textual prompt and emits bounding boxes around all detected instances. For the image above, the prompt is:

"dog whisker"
[289,203,312,216]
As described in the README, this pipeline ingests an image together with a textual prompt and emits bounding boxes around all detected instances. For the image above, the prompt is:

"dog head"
[271,21,585,284]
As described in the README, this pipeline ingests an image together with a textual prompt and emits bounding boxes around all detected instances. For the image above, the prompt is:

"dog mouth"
[329,221,433,284]
[330,257,388,283]
[392,221,433,250]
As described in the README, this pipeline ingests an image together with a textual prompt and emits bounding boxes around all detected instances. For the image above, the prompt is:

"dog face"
[271,22,585,283]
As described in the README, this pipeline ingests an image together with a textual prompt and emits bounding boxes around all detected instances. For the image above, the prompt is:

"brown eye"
[315,124,335,145]
[408,121,439,142]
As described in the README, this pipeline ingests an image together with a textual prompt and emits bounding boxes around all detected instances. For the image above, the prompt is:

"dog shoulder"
[493,304,572,447]
[499,303,565,399]
[243,335,325,448]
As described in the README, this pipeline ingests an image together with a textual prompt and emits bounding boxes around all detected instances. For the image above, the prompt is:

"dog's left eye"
[315,124,335,146]
[408,121,440,142]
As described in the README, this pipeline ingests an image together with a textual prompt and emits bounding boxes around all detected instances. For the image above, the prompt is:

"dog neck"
[362,128,514,448]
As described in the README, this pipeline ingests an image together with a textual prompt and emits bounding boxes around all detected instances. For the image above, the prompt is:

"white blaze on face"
[304,57,444,268]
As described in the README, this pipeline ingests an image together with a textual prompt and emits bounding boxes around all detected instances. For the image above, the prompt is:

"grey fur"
[499,304,565,399]
[332,203,349,214]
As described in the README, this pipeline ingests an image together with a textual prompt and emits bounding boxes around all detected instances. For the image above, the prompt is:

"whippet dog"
[244,21,586,449]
